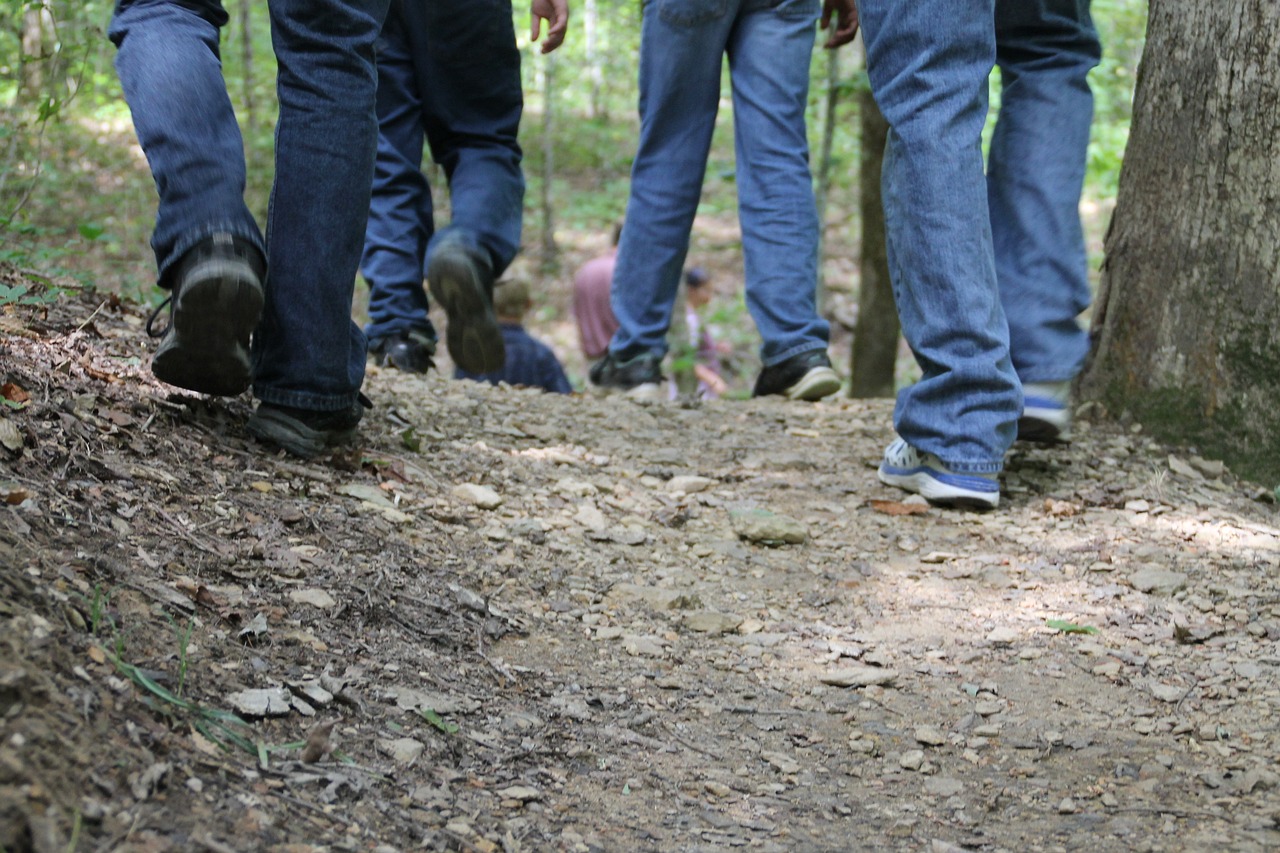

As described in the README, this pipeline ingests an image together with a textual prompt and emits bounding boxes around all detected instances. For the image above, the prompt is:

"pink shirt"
[572,252,619,360]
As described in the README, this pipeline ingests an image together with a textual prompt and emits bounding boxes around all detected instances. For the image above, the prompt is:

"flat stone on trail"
[453,483,503,509]
[668,475,716,494]
[377,737,425,765]
[289,588,336,609]
[684,611,743,635]
[915,726,947,746]
[819,666,899,688]
[1150,683,1186,702]
[924,776,964,797]
[730,508,807,545]
[986,627,1019,645]
[1128,567,1187,595]
[228,687,292,718]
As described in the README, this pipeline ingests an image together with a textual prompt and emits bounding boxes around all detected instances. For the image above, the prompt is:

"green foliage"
[1047,619,1099,635]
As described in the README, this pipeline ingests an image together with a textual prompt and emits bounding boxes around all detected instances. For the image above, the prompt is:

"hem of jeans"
[761,341,826,369]
[252,386,359,412]
[933,458,1003,475]
[364,318,437,341]
[157,224,265,289]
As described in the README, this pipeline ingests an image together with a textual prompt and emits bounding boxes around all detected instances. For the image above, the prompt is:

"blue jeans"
[110,0,388,411]
[609,0,830,367]
[361,0,524,343]
[859,0,1097,471]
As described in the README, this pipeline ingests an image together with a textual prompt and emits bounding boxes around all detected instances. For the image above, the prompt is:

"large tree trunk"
[1080,1,1280,485]
[849,85,898,399]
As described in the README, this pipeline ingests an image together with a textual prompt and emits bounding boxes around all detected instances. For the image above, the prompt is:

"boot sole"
[246,407,360,458]
[152,258,263,396]
[428,253,504,375]
[878,466,1000,511]
[785,367,842,401]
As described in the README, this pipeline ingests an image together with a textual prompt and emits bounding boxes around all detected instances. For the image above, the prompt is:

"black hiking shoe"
[369,328,437,374]
[426,237,504,374]
[147,233,265,396]
[587,351,664,401]
[752,349,841,401]
[246,394,371,458]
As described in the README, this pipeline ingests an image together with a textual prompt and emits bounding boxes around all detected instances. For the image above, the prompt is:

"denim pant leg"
[252,0,389,410]
[860,0,1019,472]
[609,0,735,359]
[727,0,829,366]
[414,0,525,279]
[109,0,264,287]
[991,0,1101,384]
[362,2,435,343]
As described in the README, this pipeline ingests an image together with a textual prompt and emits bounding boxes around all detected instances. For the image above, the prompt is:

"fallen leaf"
[0,383,30,405]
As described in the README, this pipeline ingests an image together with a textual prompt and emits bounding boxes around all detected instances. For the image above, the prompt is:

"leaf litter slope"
[1,275,1279,852]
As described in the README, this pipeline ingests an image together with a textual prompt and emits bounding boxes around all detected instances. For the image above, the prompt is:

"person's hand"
[531,0,569,53]
[694,365,728,396]
[820,0,858,48]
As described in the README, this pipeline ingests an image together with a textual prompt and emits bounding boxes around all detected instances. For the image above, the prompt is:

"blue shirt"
[454,323,573,394]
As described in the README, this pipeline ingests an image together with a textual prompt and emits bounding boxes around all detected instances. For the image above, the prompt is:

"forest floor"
[2,266,1280,853]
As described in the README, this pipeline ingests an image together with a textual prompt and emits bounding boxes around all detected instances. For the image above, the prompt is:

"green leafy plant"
[0,281,62,307]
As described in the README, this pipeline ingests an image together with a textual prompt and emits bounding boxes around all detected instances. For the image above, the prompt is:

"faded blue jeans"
[110,0,388,411]
[608,0,830,367]
[859,0,1098,471]
[361,0,524,344]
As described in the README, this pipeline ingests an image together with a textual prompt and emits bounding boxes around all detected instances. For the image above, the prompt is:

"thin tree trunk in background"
[585,0,603,120]
[539,52,559,272]
[239,0,256,172]
[849,84,898,399]
[1080,0,1280,485]
[813,49,839,307]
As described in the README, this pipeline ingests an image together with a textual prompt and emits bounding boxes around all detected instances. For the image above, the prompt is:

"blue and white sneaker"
[877,437,1000,510]
[1018,381,1072,443]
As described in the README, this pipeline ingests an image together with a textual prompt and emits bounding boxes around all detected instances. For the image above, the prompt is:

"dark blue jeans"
[110,0,389,411]
[361,0,525,343]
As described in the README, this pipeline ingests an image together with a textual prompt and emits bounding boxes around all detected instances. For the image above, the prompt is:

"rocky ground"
[2,268,1279,853]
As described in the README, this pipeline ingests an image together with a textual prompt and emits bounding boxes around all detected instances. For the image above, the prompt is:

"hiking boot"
[369,328,437,374]
[147,233,265,396]
[426,237,504,374]
[752,349,841,401]
[877,437,1000,510]
[588,351,664,401]
[1018,381,1072,443]
[246,395,371,458]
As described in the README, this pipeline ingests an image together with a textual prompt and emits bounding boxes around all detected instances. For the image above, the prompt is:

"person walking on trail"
[454,278,573,394]
[113,0,391,458]
[587,0,859,403]
[360,0,568,377]
[866,0,1100,511]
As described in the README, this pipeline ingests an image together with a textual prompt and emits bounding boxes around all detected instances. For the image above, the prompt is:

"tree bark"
[1080,0,1280,485]
[849,84,899,399]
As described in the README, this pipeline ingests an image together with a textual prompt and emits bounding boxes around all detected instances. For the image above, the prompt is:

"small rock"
[762,752,800,774]
[986,627,1019,645]
[1128,567,1187,595]
[729,508,807,546]
[289,588,336,609]
[377,737,425,765]
[497,785,542,802]
[1149,683,1185,703]
[899,750,925,771]
[668,475,716,494]
[453,483,503,509]
[228,687,293,717]
[924,777,964,797]
[915,726,947,746]
[1058,798,1078,814]
[819,666,899,688]
[684,611,743,635]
